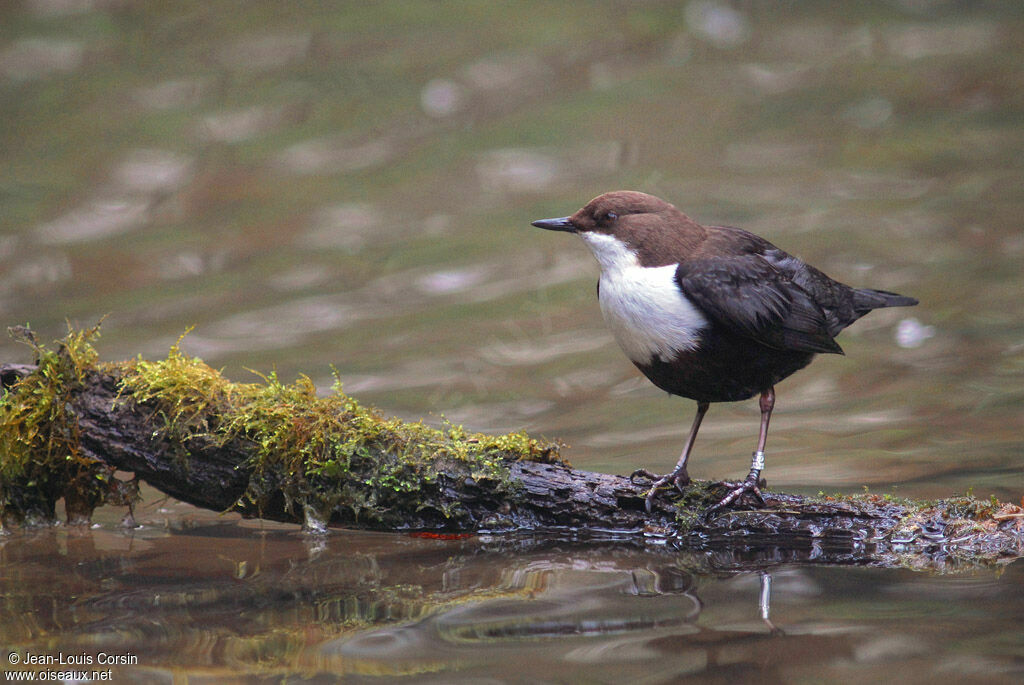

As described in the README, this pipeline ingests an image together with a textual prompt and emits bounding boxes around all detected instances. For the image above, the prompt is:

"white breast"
[580,231,707,365]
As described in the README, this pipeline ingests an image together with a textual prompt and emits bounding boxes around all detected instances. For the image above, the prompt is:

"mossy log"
[1,326,1022,569]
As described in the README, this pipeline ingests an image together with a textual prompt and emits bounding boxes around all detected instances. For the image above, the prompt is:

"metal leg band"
[751,450,766,471]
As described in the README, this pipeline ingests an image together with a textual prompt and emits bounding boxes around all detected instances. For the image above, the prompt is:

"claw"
[629,468,660,485]
[702,472,766,521]
[638,469,690,513]
[643,476,672,513]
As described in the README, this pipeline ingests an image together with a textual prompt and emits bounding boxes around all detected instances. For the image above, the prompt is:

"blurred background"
[2,0,1022,502]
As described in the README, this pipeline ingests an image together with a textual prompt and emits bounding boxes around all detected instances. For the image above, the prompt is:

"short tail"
[853,288,918,314]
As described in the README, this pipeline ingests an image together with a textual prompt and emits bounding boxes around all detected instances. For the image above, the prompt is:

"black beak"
[531,216,576,232]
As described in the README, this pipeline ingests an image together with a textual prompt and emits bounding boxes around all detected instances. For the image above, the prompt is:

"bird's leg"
[704,387,775,518]
[631,402,709,512]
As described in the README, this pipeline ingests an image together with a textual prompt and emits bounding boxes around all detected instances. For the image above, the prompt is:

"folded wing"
[675,256,843,355]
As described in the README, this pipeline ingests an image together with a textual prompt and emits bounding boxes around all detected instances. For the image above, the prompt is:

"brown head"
[531,191,706,267]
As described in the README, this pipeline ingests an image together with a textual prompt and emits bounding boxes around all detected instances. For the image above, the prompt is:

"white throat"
[579,231,707,364]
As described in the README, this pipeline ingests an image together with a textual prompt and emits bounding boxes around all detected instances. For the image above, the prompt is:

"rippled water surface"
[2,1,1023,681]
[2,502,1023,684]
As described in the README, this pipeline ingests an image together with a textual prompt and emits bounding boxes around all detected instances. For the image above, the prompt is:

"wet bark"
[2,362,1022,568]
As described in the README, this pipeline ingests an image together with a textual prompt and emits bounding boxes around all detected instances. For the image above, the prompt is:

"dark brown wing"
[674,256,843,354]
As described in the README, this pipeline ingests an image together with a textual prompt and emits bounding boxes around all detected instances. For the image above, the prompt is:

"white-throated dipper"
[531,191,917,515]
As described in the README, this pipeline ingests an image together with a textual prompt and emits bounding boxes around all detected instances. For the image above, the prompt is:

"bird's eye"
[604,211,618,222]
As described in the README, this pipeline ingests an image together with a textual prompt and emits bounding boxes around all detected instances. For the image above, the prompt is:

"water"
[2,1,1023,681]
[2,500,1022,684]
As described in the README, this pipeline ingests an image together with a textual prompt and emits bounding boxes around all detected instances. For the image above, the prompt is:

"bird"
[531,191,918,516]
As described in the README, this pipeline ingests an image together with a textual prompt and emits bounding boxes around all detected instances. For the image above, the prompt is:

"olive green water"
[1,1,1022,682]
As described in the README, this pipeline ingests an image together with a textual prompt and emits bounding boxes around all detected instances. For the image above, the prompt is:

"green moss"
[113,331,562,528]
[670,480,731,532]
[0,323,116,526]
[940,495,1001,521]
[1,324,563,529]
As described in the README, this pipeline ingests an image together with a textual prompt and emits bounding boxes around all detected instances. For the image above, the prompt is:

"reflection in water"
[1,516,1021,682]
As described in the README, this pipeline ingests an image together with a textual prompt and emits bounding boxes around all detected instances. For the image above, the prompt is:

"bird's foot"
[628,468,660,484]
[702,471,766,521]
[630,468,691,513]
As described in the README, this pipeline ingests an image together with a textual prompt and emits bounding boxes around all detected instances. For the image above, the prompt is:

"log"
[1,326,1022,570]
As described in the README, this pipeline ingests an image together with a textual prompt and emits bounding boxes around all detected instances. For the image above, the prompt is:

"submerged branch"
[1,326,1022,569]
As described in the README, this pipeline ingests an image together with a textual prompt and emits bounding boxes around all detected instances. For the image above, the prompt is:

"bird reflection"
[5,525,805,680]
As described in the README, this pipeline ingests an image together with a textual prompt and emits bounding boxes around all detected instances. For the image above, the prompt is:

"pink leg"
[632,402,709,513]
[704,387,775,518]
